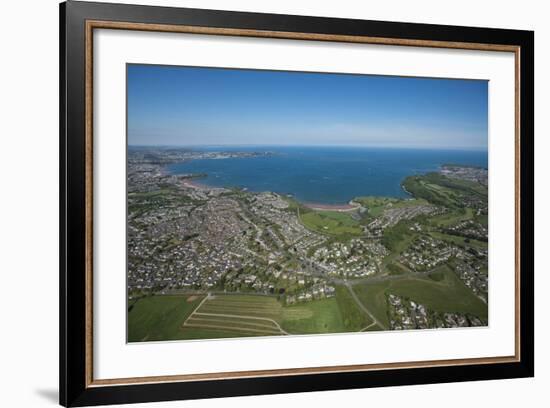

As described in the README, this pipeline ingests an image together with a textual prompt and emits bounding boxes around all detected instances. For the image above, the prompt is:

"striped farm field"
[182,294,288,337]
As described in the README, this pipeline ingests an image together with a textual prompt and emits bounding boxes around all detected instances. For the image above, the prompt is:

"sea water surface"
[167,146,488,205]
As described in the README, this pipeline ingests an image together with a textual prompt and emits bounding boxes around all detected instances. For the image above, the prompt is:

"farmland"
[184,291,371,337]
[128,290,371,341]
[183,295,286,337]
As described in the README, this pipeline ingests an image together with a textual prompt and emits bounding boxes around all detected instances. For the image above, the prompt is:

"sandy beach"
[181,179,209,190]
[303,202,361,212]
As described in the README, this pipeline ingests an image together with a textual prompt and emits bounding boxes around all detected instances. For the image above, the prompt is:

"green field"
[353,266,487,328]
[128,186,201,217]
[300,210,362,236]
[404,177,460,207]
[128,276,486,341]
[386,261,410,275]
[354,197,429,218]
[381,220,418,263]
[389,270,487,319]
[354,197,398,217]
[334,285,373,330]
[351,282,393,328]
[402,173,487,209]
[188,292,369,336]
[429,231,488,250]
[128,291,374,341]
[282,298,348,333]
[128,294,204,342]
[429,207,475,227]
[391,198,430,208]
[477,213,488,226]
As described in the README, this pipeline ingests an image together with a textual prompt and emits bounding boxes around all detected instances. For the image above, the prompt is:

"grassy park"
[300,210,362,236]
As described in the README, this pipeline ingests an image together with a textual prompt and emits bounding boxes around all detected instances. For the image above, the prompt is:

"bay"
[166,146,488,205]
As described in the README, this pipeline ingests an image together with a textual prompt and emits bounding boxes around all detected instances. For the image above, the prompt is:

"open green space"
[476,214,488,227]
[386,261,410,275]
[282,298,348,334]
[402,173,487,209]
[429,207,475,227]
[334,285,373,330]
[354,196,398,217]
[391,198,430,208]
[128,186,202,217]
[403,176,460,208]
[128,188,174,199]
[351,282,393,328]
[192,292,369,336]
[429,231,488,250]
[381,219,419,266]
[300,210,362,236]
[353,266,487,328]
[129,291,374,341]
[128,294,204,342]
[388,269,487,319]
[354,196,429,219]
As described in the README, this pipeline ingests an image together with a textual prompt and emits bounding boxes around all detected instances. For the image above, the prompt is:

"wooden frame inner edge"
[84,19,522,388]
[85,20,94,388]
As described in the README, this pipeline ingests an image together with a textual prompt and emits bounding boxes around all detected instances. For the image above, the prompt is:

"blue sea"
[167,146,488,205]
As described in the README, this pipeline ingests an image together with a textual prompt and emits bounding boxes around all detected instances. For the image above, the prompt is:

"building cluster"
[454,247,489,303]
[128,158,344,296]
[441,164,488,186]
[246,192,328,257]
[310,239,388,278]
[129,146,273,165]
[399,236,456,271]
[388,294,485,330]
[445,219,488,241]
[365,203,441,237]
[285,284,336,305]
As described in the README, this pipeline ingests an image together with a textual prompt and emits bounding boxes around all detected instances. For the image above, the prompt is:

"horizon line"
[128,144,488,152]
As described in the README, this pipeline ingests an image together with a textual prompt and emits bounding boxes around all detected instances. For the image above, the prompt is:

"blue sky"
[127,64,488,150]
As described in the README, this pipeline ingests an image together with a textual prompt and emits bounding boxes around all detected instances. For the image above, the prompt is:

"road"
[332,268,436,287]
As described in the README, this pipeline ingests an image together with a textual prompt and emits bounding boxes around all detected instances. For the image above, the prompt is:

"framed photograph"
[60,1,534,406]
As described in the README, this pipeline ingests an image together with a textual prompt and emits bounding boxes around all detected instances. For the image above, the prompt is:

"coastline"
[303,202,361,212]
[181,177,362,211]
[401,184,413,196]
[174,161,479,210]
[163,148,487,207]
[181,179,210,190]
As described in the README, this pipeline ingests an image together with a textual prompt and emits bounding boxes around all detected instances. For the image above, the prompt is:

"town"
[127,147,489,340]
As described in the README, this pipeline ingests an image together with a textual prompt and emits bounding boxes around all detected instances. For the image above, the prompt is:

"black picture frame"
[60,1,534,406]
